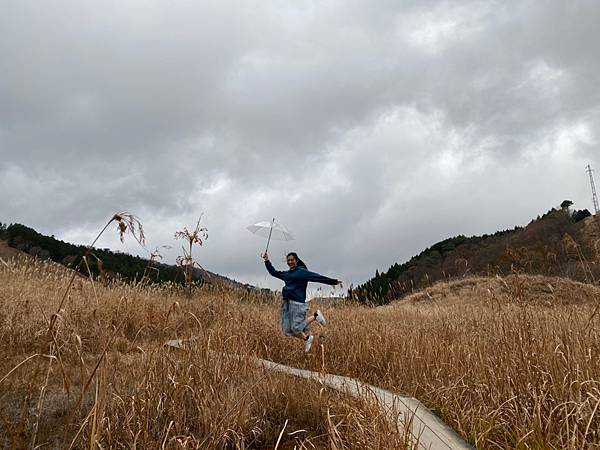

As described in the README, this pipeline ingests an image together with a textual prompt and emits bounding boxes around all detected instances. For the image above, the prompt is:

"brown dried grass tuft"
[175,216,209,290]
[112,212,146,246]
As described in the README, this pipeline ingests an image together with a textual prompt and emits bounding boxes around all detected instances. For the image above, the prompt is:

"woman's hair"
[286,252,307,269]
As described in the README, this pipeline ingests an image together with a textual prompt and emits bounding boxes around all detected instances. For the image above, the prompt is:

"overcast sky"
[1,1,599,291]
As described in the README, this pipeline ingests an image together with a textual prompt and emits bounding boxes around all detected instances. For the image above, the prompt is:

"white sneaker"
[304,335,314,353]
[314,310,327,326]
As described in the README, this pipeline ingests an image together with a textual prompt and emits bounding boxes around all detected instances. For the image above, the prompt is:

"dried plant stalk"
[174,216,208,292]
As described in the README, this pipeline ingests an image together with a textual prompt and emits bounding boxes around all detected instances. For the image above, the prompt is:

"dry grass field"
[2,254,600,449]
[0,256,411,449]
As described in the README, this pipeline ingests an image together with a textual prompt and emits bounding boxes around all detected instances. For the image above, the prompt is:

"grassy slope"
[0,240,22,260]
[265,275,600,449]
[0,258,411,450]
[2,255,600,448]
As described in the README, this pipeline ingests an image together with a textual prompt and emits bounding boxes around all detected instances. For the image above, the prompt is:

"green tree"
[561,200,573,209]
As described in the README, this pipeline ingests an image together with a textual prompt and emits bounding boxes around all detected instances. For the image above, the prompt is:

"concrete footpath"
[165,339,473,449]
[257,358,474,450]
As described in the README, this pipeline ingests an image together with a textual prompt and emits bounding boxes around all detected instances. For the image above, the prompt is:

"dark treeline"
[0,222,189,284]
[352,229,519,305]
[352,205,599,305]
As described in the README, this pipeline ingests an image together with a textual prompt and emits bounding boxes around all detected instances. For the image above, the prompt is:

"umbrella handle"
[265,217,275,254]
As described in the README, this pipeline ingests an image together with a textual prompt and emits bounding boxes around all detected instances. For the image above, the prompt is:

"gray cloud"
[1,0,599,290]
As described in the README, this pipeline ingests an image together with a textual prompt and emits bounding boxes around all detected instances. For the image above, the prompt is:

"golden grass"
[3,253,600,448]
[263,275,600,449]
[0,257,412,449]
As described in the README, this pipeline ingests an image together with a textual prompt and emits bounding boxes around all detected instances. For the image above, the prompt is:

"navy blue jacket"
[265,260,338,303]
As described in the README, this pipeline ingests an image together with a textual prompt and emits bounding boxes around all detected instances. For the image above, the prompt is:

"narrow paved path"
[166,339,473,449]
[257,358,474,450]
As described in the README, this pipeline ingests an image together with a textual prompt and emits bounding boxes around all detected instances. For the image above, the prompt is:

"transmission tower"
[587,164,599,214]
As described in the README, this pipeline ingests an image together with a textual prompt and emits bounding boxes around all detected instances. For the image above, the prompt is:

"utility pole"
[587,164,599,214]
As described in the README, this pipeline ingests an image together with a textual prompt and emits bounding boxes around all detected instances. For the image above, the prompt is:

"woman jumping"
[262,251,341,352]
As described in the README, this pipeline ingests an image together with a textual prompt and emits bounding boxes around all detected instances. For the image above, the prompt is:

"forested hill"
[353,206,600,304]
[0,222,251,290]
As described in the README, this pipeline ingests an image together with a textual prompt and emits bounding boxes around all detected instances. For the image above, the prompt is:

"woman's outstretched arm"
[262,253,285,280]
[296,268,339,285]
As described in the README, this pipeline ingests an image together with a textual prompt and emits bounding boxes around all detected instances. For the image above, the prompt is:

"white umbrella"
[247,218,294,254]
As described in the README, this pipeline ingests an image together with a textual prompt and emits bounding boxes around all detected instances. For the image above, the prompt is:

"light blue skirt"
[280,299,309,336]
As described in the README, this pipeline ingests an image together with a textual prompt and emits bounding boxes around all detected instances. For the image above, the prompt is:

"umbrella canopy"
[247,218,294,253]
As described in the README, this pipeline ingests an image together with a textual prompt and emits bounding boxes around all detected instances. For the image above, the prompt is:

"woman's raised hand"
[261,252,269,261]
